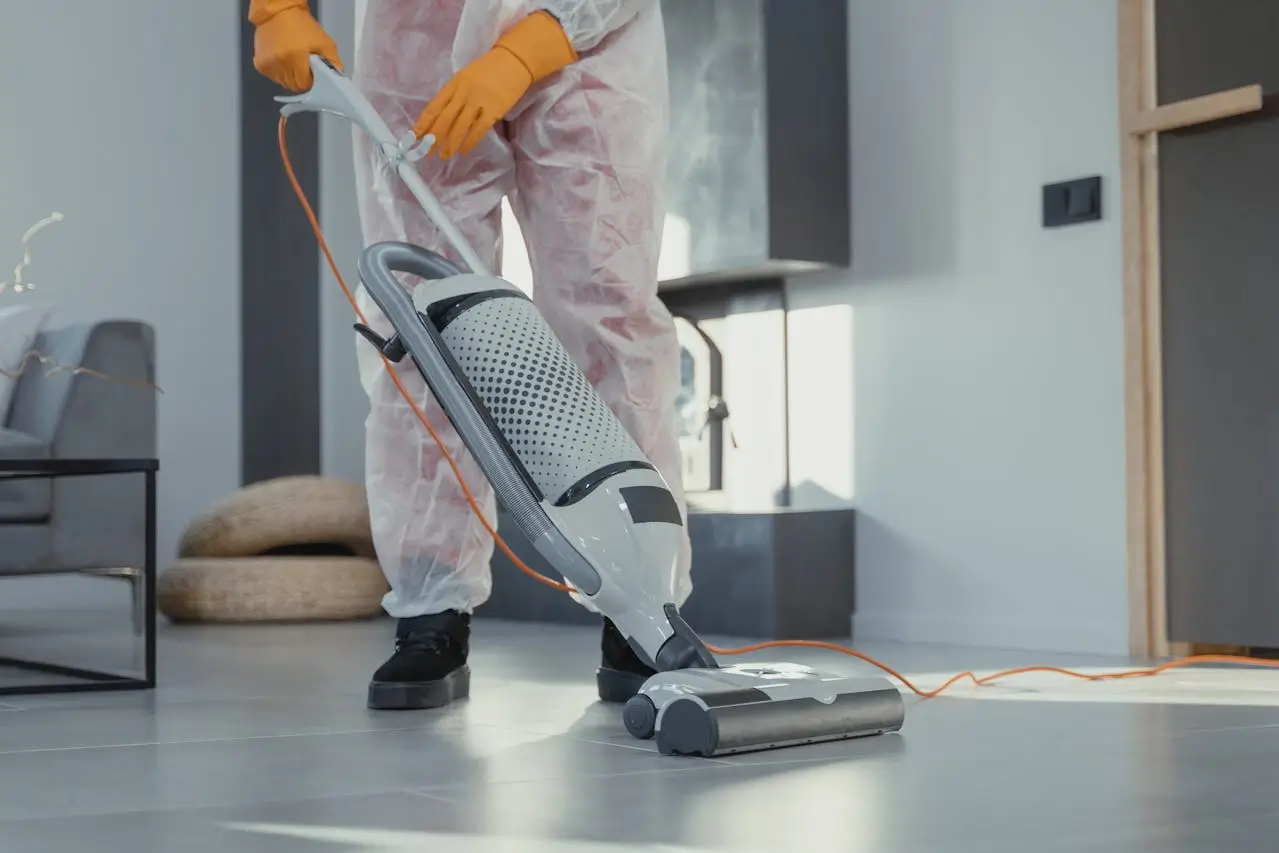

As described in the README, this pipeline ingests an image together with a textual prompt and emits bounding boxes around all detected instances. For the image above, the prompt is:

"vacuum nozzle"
[626,663,905,757]
[656,680,905,757]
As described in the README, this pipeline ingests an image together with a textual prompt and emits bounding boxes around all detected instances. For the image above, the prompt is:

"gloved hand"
[414,11,578,160]
[249,0,343,92]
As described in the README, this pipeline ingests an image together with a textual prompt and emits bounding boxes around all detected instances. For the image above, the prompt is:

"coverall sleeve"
[533,0,658,52]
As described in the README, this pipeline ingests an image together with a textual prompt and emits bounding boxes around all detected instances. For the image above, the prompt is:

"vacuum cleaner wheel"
[622,694,657,739]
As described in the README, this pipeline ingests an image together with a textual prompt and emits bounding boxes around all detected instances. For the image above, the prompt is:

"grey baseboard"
[477,507,855,640]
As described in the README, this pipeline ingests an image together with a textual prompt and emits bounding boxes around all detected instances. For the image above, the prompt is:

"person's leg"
[506,5,691,701]
[352,0,514,710]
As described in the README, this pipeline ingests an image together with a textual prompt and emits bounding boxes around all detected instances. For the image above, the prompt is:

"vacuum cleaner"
[277,56,906,757]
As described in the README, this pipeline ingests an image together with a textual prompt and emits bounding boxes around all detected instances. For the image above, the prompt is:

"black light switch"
[1043,176,1102,227]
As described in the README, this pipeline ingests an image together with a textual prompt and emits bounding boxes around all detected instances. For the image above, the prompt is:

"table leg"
[144,468,157,688]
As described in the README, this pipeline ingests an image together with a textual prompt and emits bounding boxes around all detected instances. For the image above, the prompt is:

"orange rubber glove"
[413,11,578,160]
[249,0,343,92]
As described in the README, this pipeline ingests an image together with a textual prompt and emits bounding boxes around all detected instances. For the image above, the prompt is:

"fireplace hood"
[658,0,850,291]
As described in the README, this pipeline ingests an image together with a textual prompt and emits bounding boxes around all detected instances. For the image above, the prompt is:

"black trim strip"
[555,460,655,507]
[697,688,773,708]
[428,289,530,333]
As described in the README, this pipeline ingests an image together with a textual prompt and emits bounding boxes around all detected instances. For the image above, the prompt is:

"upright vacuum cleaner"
[278,57,906,757]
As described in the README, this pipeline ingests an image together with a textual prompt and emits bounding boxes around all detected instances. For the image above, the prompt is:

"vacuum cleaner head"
[625,662,906,757]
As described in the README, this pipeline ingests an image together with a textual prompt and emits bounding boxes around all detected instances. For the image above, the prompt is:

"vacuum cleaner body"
[356,250,716,674]
[281,55,907,757]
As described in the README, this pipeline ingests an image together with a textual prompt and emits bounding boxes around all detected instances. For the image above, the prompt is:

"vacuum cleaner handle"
[275,55,491,276]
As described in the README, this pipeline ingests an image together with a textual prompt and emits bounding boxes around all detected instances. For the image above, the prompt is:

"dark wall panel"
[1161,117,1279,646]
[1157,0,1279,104]
[239,0,322,484]
[763,0,849,267]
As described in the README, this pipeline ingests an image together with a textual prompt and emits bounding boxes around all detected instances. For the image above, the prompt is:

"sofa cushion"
[0,427,52,523]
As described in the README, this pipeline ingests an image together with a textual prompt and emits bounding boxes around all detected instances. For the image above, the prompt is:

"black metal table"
[0,458,158,695]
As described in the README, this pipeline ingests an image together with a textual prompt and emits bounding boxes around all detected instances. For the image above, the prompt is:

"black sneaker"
[367,610,471,710]
[597,617,657,702]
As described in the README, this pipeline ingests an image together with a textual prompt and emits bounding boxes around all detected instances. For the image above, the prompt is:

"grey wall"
[788,0,1129,654]
[0,2,241,580]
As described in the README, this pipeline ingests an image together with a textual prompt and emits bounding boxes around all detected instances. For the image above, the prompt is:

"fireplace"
[663,279,789,510]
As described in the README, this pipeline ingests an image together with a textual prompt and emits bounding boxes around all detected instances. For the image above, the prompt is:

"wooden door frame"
[1118,0,1264,658]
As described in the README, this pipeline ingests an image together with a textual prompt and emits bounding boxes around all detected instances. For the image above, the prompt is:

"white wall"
[0,2,241,573]
[787,0,1129,654]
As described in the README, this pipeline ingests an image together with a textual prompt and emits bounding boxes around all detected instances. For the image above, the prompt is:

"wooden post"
[1118,0,1156,659]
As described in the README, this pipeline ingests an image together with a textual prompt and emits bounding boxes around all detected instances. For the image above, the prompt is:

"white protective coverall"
[350,0,692,618]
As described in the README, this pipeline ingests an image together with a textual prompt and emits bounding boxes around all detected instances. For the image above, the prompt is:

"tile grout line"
[405,764,714,804]
[0,718,686,757]
[0,785,422,827]
[402,747,887,801]
[0,693,286,712]
[0,724,474,756]
[0,765,743,825]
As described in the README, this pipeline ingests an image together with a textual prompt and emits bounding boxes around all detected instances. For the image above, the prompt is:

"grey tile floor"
[3,617,1279,851]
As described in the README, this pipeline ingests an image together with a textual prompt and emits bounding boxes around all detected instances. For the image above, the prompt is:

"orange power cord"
[278,115,1279,700]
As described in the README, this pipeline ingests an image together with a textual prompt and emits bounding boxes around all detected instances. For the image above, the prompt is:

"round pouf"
[178,475,375,559]
[157,556,388,623]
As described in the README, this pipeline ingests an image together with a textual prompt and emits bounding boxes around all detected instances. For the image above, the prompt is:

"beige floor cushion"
[179,476,375,559]
[157,556,387,623]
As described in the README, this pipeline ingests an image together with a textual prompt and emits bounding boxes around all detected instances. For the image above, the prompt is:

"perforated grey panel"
[439,296,649,503]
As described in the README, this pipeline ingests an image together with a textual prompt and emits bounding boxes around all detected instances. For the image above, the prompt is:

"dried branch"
[0,348,163,393]
[0,212,64,296]
[0,214,160,394]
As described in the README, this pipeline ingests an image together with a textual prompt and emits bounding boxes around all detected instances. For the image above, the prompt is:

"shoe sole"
[367,665,471,711]
[597,666,650,703]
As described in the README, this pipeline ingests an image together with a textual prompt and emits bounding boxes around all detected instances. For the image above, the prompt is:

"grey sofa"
[0,320,157,625]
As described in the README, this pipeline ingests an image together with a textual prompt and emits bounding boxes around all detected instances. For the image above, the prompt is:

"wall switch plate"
[1043,176,1102,227]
